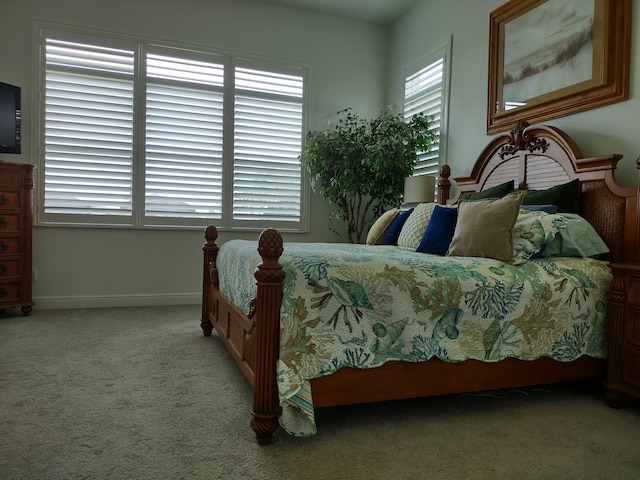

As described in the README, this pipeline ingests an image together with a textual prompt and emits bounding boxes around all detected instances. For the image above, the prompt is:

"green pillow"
[523,179,580,214]
[459,180,514,201]
[538,213,609,258]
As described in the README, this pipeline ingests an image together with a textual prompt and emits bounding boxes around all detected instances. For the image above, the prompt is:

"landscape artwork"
[501,0,595,110]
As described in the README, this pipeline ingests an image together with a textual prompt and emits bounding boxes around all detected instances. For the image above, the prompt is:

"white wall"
[7,0,636,310]
[388,0,640,190]
[0,0,388,308]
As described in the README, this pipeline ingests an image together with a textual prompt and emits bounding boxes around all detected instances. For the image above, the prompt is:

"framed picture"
[487,0,630,134]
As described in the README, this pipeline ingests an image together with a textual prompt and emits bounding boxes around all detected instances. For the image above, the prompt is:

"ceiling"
[252,0,422,25]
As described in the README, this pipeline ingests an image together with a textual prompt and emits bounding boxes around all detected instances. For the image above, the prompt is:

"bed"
[201,120,640,444]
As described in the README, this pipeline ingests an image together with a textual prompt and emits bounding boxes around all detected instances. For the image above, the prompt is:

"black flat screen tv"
[0,82,21,154]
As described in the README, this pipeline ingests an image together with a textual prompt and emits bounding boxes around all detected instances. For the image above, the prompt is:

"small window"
[403,40,451,177]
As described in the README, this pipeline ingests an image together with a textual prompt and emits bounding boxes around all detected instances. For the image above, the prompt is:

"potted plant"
[300,107,436,243]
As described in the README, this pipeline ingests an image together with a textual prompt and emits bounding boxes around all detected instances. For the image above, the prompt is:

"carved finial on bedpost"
[498,120,549,159]
[201,225,220,336]
[252,228,285,445]
[438,165,451,205]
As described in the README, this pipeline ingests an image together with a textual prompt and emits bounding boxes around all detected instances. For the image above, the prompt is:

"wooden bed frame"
[201,120,640,445]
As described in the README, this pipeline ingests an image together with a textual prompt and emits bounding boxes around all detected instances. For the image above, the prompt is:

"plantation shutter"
[144,52,225,220]
[404,57,444,177]
[44,36,135,217]
[39,26,307,230]
[233,66,304,222]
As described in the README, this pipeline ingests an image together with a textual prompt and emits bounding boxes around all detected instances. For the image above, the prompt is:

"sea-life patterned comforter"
[217,241,611,437]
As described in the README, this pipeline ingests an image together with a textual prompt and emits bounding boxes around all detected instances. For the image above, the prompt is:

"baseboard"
[32,293,201,310]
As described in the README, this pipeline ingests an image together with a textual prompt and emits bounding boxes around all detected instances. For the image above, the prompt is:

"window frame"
[33,23,310,232]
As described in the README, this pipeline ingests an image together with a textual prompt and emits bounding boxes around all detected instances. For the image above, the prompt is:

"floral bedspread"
[217,241,611,437]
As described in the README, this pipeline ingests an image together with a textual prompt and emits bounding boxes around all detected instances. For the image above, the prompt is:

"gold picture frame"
[487,0,630,134]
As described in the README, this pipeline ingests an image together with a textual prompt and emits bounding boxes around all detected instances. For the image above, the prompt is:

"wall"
[388,0,640,190]
[0,0,388,308]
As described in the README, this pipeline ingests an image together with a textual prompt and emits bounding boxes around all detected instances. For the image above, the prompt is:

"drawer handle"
[0,218,7,228]
[0,194,6,206]
[0,287,7,298]
[0,241,7,252]
[0,264,5,276]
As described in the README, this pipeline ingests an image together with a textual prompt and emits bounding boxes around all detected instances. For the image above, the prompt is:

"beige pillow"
[366,208,400,245]
[397,202,437,249]
[447,190,526,263]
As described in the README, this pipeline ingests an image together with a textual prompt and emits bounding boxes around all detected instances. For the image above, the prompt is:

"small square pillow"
[417,205,458,255]
[523,178,580,214]
[397,202,437,250]
[458,180,514,201]
[383,208,414,245]
[447,190,526,263]
[366,208,400,245]
[512,210,568,265]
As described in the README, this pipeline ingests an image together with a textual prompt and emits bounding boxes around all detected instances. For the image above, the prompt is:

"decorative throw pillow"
[366,208,400,245]
[458,180,514,201]
[539,213,610,258]
[397,203,437,250]
[383,208,414,245]
[416,205,458,255]
[447,190,526,263]
[523,178,580,214]
[512,210,568,265]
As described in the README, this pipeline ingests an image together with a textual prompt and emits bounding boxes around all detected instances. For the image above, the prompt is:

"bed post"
[438,164,451,205]
[251,228,285,445]
[201,225,219,336]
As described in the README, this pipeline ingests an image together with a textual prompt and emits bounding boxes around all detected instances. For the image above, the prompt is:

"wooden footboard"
[202,226,284,445]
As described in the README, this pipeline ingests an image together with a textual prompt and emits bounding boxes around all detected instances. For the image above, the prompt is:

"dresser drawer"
[623,346,640,388]
[0,191,22,211]
[0,214,21,234]
[628,275,640,305]
[0,238,21,255]
[0,259,20,278]
[626,304,640,345]
[0,281,21,304]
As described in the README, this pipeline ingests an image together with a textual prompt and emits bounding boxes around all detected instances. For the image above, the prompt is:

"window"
[37,27,308,231]
[403,40,451,177]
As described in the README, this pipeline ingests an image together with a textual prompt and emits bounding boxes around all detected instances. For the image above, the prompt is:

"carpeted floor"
[0,305,639,480]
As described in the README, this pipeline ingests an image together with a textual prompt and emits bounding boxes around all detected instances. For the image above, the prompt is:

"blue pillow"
[416,205,458,255]
[383,208,414,245]
[520,204,558,214]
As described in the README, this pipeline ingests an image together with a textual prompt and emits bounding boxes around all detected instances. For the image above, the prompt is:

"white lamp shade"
[403,175,436,204]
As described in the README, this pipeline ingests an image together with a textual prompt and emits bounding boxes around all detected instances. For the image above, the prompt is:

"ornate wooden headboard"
[437,121,640,264]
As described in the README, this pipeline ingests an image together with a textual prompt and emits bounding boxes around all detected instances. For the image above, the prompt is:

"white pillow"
[397,203,437,250]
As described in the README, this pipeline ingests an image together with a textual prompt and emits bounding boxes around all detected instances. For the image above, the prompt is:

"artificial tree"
[300,107,436,243]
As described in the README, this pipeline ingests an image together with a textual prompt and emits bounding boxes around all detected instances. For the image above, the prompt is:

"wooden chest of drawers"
[604,263,640,405]
[0,161,34,315]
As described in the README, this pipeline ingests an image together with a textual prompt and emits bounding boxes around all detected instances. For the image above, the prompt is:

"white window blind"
[44,37,135,217]
[233,67,303,222]
[404,41,448,176]
[38,27,308,230]
[144,53,225,220]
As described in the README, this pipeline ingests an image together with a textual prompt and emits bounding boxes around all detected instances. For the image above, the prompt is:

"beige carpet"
[1,305,639,480]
